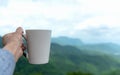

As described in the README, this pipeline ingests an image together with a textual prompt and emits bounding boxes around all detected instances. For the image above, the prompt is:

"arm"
[0,27,25,75]
[0,49,15,75]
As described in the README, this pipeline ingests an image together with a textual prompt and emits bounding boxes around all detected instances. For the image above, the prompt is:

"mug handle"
[22,35,28,58]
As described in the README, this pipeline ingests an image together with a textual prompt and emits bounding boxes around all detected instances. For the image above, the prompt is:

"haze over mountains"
[52,36,83,46]
[52,36,120,55]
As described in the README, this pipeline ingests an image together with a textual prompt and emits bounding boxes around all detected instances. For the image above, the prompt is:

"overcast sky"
[0,0,120,44]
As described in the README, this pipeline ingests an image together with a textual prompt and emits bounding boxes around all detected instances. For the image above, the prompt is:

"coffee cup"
[23,30,51,64]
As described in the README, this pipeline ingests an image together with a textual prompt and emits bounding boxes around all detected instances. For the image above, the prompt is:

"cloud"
[0,0,84,36]
[32,0,79,5]
[0,0,120,44]
[0,0,8,7]
[77,0,120,14]
[7,0,80,20]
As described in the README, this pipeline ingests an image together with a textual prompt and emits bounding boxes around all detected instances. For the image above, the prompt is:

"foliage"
[13,43,120,75]
[0,36,3,48]
[67,71,92,75]
[1,36,120,75]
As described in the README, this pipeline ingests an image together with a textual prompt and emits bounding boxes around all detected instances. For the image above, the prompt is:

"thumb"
[16,27,24,35]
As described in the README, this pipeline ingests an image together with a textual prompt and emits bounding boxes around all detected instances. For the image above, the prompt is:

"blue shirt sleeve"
[0,49,16,75]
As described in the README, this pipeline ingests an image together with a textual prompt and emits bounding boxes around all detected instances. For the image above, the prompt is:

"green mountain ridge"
[1,36,120,75]
[14,43,120,75]
[79,43,120,55]
[0,36,2,48]
[52,36,120,55]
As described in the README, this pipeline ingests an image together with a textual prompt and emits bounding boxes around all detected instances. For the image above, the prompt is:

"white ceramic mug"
[23,30,51,64]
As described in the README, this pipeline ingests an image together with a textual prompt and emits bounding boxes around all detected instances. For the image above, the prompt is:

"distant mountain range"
[52,36,120,55]
[79,43,120,55]
[0,36,2,48]
[1,36,120,75]
[52,36,83,46]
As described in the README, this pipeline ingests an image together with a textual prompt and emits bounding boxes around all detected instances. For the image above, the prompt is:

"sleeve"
[0,49,16,75]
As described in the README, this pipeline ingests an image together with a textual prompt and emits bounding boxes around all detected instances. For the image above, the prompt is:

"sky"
[0,0,120,44]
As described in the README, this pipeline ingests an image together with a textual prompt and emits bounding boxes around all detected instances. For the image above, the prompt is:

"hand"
[2,27,24,62]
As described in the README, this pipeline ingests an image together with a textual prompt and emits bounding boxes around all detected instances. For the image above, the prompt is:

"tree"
[67,71,92,75]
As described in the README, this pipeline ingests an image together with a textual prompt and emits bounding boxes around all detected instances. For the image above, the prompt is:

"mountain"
[52,36,120,55]
[1,35,120,75]
[79,43,120,55]
[52,36,83,46]
[14,43,120,75]
[0,36,2,48]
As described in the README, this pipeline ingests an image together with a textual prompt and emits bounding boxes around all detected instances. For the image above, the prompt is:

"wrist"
[3,43,16,57]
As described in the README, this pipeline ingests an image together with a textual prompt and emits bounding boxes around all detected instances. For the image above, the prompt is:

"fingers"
[19,48,23,56]
[21,43,26,51]
[2,33,13,45]
[15,48,23,62]
[16,27,24,35]
[15,27,24,41]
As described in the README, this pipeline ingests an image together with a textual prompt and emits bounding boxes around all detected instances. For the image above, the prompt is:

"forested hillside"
[14,43,120,75]
[0,36,2,48]
[1,36,120,75]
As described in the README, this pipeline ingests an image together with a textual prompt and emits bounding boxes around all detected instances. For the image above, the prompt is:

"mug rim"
[26,29,51,31]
